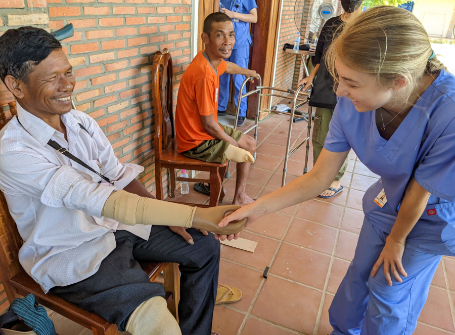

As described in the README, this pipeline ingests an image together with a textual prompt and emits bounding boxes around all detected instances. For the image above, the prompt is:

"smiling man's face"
[19,48,75,116]
[205,20,235,59]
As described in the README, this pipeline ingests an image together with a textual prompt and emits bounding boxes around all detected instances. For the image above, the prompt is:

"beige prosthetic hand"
[225,144,255,163]
[101,190,247,235]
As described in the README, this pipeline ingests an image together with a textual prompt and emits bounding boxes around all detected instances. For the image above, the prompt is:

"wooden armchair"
[0,92,180,335]
[151,49,227,207]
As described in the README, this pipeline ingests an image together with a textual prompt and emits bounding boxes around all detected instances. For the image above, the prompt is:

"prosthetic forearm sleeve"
[102,190,195,227]
[101,190,248,234]
[225,145,255,163]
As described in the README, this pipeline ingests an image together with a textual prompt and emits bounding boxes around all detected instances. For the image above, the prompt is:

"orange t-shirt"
[175,51,227,153]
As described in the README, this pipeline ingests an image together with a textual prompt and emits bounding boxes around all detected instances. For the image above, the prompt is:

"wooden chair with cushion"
[0,89,180,335]
[151,49,227,207]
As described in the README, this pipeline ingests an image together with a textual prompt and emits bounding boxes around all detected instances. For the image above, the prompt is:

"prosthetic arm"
[101,190,247,235]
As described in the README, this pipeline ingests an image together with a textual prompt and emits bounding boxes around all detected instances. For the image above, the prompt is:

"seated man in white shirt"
[0,27,242,335]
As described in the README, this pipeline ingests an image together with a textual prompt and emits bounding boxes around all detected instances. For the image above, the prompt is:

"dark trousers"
[51,226,220,334]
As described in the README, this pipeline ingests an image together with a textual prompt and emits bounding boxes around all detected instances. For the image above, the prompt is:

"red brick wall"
[272,0,313,105]
[0,0,193,314]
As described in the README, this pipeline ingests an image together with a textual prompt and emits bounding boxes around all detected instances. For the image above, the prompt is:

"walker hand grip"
[51,24,74,41]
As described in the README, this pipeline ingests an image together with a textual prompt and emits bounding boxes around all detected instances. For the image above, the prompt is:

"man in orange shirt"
[175,12,258,206]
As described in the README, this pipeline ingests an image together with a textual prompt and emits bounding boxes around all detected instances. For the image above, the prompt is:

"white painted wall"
[413,0,455,37]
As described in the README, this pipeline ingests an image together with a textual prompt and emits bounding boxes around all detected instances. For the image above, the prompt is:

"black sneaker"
[218,110,226,116]
[237,116,245,127]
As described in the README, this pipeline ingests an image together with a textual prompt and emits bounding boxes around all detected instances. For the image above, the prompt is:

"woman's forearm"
[389,178,431,243]
[232,12,257,23]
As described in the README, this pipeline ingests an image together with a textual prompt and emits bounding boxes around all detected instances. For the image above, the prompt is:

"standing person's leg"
[230,47,250,120]
[233,133,256,206]
[218,56,231,115]
[133,226,220,335]
[312,107,348,198]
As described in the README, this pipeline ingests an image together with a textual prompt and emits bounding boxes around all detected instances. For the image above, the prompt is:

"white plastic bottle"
[180,169,189,194]
[293,32,301,51]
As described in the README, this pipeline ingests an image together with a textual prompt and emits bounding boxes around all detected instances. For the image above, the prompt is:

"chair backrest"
[0,81,23,302]
[151,49,174,159]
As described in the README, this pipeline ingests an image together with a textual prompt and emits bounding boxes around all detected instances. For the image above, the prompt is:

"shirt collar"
[16,103,82,146]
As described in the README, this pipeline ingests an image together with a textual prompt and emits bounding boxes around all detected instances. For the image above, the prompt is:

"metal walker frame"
[228,75,312,187]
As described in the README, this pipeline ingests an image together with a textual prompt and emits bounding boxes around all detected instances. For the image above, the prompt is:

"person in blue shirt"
[214,0,258,126]
[217,6,455,335]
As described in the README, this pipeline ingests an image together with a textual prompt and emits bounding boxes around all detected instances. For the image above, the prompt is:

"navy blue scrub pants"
[51,227,220,334]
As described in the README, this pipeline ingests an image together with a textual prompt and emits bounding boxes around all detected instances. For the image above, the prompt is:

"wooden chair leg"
[155,162,164,200]
[209,167,222,207]
[169,167,176,198]
[91,324,118,335]
[164,263,180,322]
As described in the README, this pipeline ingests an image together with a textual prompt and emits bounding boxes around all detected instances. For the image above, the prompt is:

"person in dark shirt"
[298,0,363,199]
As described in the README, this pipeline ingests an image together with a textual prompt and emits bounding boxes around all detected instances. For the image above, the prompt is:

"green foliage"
[362,0,410,8]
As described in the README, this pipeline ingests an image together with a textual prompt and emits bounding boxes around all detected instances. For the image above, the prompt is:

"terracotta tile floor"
[47,112,455,334]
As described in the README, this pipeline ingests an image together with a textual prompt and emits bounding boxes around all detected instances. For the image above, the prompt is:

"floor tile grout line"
[442,258,455,331]
[416,320,455,334]
[313,158,356,335]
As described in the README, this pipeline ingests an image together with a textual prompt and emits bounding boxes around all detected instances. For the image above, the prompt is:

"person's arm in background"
[221,7,257,23]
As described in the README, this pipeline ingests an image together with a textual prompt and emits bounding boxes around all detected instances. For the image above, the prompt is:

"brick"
[177,56,190,64]
[131,94,149,105]
[133,128,150,140]
[99,17,123,27]
[125,0,145,3]
[108,132,121,142]
[119,68,139,78]
[113,6,135,14]
[94,95,117,107]
[120,88,140,99]
[166,16,181,23]
[102,39,125,50]
[27,0,47,7]
[176,40,189,48]
[105,81,127,93]
[68,18,96,28]
[183,32,191,38]
[8,13,49,26]
[120,106,140,119]
[167,33,181,41]
[76,89,100,102]
[116,27,137,36]
[131,111,148,124]
[75,65,102,78]
[76,102,91,112]
[183,15,191,21]
[107,120,128,133]
[107,101,129,113]
[159,25,175,32]
[99,0,122,2]
[86,29,113,40]
[126,17,145,25]
[157,6,173,14]
[103,60,127,72]
[137,7,155,14]
[128,37,147,47]
[84,6,110,15]
[140,45,157,54]
[91,73,117,86]
[139,26,157,35]
[133,143,149,156]
[89,52,115,63]
[128,75,148,86]
[68,56,86,67]
[122,140,140,153]
[71,43,99,54]
[97,114,118,127]
[160,42,174,50]
[67,0,94,2]
[118,48,138,59]
[49,7,81,17]
[125,123,143,135]
[0,0,24,8]
[131,54,150,65]
[174,7,188,13]
[166,0,180,3]
[112,137,130,150]
[147,0,164,2]
[149,35,165,43]
[176,24,190,31]
[119,153,131,163]
[148,17,165,24]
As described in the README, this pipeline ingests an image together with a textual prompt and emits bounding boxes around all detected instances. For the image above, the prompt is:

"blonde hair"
[326,6,446,94]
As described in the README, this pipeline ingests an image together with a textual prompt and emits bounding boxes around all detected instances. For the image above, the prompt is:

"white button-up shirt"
[0,104,151,293]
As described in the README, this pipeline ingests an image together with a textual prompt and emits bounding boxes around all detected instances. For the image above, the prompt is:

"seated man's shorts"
[182,124,242,164]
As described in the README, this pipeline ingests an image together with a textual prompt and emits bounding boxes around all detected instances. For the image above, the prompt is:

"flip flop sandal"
[216,284,242,305]
[194,182,211,196]
[317,186,344,199]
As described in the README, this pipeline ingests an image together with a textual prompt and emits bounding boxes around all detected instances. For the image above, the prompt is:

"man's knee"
[126,296,181,335]
[239,135,256,153]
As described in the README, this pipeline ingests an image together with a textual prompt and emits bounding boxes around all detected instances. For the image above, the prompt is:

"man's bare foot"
[232,193,255,206]
[319,180,342,198]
